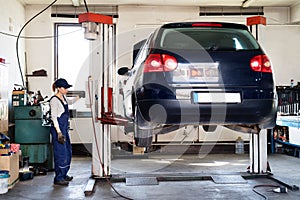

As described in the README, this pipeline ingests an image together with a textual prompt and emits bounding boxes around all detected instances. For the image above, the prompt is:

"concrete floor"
[2,153,300,200]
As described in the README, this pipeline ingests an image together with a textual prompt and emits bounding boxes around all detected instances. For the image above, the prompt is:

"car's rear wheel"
[202,125,217,132]
[134,105,153,147]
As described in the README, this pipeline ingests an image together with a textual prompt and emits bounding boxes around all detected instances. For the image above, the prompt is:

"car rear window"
[159,27,260,51]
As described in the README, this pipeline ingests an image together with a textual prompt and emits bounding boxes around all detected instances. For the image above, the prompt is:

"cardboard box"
[133,146,145,155]
[0,119,8,132]
[0,149,9,155]
[0,153,19,189]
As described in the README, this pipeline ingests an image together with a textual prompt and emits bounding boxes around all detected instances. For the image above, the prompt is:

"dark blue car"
[118,22,277,147]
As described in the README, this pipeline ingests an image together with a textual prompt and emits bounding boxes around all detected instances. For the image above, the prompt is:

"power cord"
[16,0,58,87]
[83,0,89,13]
[253,184,288,200]
[87,76,133,200]
[1,29,81,39]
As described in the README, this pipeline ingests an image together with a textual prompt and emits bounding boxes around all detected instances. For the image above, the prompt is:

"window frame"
[54,22,84,81]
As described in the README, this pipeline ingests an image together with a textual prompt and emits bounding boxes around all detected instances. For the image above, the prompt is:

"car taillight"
[144,54,178,73]
[250,55,272,73]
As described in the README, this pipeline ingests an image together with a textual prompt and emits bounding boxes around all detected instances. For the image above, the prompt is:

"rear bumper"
[137,98,277,129]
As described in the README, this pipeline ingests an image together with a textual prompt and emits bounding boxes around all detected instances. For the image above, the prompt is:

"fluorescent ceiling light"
[71,0,81,6]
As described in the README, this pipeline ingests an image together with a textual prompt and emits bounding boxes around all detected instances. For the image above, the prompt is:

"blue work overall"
[50,96,72,183]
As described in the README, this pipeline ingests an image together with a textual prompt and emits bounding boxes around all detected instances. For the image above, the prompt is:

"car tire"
[134,105,153,147]
[134,135,153,147]
[202,125,217,132]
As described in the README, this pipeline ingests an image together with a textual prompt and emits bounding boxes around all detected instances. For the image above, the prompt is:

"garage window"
[54,23,90,86]
[54,23,90,111]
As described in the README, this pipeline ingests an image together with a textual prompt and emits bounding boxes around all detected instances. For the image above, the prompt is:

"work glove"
[57,132,66,144]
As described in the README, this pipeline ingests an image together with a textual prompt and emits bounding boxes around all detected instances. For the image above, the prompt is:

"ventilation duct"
[51,5,118,18]
[199,7,264,16]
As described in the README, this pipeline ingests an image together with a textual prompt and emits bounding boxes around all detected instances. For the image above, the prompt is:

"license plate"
[193,92,241,103]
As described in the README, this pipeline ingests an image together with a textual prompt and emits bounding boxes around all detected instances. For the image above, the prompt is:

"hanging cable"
[87,76,133,200]
[16,0,58,87]
[83,0,89,12]
[2,29,81,39]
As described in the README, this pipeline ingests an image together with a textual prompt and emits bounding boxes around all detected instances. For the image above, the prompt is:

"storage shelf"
[25,74,47,77]
[8,123,15,127]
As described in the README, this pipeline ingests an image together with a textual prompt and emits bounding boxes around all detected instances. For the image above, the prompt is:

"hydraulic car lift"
[246,16,270,174]
[78,12,114,195]
[78,12,128,195]
[81,14,298,196]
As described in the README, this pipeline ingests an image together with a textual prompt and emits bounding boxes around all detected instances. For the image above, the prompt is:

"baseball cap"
[54,78,72,89]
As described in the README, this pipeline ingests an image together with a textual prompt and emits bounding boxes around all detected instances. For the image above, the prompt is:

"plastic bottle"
[235,136,244,154]
[0,170,9,194]
[291,79,294,87]
[36,90,44,103]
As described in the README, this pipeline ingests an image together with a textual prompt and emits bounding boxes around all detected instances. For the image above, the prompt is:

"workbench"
[272,115,300,157]
[14,106,53,169]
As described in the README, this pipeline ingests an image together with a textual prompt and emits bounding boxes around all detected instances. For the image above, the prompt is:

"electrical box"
[12,91,27,107]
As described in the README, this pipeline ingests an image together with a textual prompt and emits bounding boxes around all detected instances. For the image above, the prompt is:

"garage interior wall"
[291,1,300,23]
[24,5,53,96]
[11,4,300,144]
[0,0,25,101]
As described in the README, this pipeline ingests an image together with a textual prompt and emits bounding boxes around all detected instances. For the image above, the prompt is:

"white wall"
[116,6,199,68]
[291,2,300,23]
[25,5,54,97]
[264,7,289,24]
[260,25,300,85]
[0,0,25,95]
[260,7,300,85]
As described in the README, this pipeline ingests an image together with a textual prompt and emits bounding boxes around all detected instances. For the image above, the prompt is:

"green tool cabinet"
[14,106,53,169]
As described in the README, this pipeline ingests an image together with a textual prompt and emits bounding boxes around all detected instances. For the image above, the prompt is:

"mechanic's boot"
[65,176,73,181]
[54,180,69,186]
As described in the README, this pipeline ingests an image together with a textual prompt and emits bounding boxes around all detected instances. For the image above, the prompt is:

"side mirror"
[117,67,129,75]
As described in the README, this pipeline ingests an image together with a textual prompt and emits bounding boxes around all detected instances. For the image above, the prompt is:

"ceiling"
[20,0,300,7]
